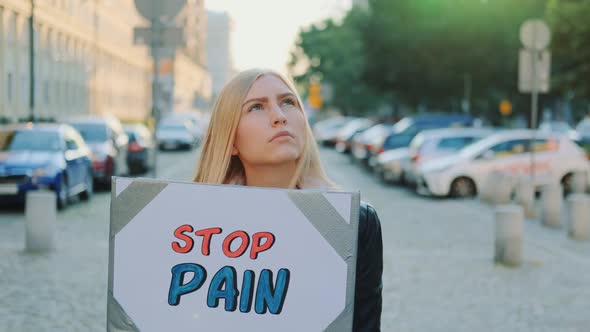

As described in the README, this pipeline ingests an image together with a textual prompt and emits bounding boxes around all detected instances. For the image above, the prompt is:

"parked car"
[374,147,410,184]
[66,115,129,185]
[156,120,198,150]
[333,118,374,154]
[124,124,155,175]
[0,123,94,208]
[161,112,205,144]
[575,117,590,159]
[575,117,590,136]
[350,123,394,164]
[402,127,495,185]
[312,117,353,146]
[416,130,590,198]
[539,120,578,140]
[367,114,475,169]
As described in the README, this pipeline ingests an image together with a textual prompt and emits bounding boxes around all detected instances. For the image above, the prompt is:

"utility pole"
[28,0,36,122]
[132,0,186,178]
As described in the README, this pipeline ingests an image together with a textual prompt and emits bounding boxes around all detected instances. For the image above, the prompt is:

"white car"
[403,128,494,185]
[374,147,410,183]
[416,130,590,198]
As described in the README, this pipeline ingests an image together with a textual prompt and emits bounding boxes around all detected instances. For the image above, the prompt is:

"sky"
[205,0,352,74]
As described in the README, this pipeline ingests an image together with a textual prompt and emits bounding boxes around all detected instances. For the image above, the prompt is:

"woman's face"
[233,75,306,167]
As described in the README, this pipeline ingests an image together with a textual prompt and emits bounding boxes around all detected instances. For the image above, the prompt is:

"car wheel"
[80,169,93,201]
[450,177,477,198]
[57,175,69,209]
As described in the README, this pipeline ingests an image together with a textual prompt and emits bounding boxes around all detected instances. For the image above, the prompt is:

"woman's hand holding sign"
[168,225,289,315]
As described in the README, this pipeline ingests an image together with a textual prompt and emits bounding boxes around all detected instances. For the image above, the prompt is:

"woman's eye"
[248,103,263,112]
[281,98,296,107]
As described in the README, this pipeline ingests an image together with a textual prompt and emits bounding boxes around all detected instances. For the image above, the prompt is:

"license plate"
[0,184,18,194]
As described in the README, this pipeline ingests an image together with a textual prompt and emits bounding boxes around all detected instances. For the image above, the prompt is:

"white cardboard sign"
[107,178,360,332]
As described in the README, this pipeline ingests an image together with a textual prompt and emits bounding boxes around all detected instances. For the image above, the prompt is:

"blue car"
[0,123,94,209]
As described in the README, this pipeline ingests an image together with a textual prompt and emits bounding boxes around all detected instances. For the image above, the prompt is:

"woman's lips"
[270,130,294,142]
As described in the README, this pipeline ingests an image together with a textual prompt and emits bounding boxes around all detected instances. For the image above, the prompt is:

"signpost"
[518,19,551,184]
[132,0,186,178]
[108,178,360,332]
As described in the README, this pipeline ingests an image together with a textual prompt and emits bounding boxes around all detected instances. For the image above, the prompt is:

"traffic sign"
[308,83,323,109]
[520,19,551,51]
[518,49,550,93]
[134,0,186,23]
[108,178,360,331]
[133,26,184,48]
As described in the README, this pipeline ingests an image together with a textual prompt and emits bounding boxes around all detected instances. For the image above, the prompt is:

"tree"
[363,0,545,122]
[288,8,384,116]
[547,0,590,99]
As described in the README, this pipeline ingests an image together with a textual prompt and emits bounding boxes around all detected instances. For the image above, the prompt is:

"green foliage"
[288,9,384,116]
[290,0,561,123]
[547,0,590,99]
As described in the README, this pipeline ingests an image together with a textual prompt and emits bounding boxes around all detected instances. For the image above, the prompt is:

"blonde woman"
[194,68,383,331]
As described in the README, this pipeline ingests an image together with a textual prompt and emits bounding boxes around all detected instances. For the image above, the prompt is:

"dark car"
[124,124,155,175]
[0,123,94,209]
[66,115,128,185]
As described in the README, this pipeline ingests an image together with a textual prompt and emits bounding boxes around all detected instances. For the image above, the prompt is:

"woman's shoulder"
[358,201,381,238]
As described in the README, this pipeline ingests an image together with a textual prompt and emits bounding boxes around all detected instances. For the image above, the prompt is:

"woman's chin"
[266,148,302,164]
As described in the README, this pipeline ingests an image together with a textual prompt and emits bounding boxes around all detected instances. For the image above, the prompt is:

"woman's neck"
[243,161,298,189]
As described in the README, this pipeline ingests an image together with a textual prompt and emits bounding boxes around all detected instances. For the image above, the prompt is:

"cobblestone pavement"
[1,147,589,332]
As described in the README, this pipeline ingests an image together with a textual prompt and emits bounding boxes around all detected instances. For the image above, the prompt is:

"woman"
[194,68,383,331]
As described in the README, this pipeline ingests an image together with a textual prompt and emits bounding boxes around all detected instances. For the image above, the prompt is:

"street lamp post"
[28,0,36,122]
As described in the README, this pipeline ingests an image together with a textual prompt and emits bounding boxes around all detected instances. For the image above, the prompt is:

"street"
[1,147,590,332]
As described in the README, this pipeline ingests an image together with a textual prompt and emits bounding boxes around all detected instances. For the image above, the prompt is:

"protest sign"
[107,177,360,331]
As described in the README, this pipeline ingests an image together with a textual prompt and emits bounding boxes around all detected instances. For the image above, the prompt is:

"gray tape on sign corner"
[287,192,355,260]
[110,180,168,237]
[107,179,168,332]
[287,191,360,332]
[107,293,140,332]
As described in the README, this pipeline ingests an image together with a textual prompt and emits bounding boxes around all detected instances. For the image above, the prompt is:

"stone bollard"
[482,171,514,205]
[515,177,535,219]
[571,171,588,194]
[567,194,590,241]
[541,183,563,228]
[25,190,57,252]
[495,205,524,267]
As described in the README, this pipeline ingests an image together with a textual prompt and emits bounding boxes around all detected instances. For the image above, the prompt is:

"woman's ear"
[232,145,238,156]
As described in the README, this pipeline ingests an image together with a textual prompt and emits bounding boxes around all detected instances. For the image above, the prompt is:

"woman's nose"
[270,104,287,126]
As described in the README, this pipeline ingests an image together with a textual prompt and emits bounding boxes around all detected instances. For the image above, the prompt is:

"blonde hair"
[193,68,335,190]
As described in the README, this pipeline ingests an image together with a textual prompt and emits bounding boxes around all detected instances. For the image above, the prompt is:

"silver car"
[156,121,197,151]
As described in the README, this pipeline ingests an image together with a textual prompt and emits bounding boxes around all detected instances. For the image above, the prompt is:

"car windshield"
[70,123,108,142]
[383,133,414,149]
[0,130,62,152]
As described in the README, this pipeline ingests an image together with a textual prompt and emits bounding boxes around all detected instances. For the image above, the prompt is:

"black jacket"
[353,202,383,332]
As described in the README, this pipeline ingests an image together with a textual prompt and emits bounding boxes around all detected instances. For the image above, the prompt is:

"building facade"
[0,0,211,123]
[206,10,235,101]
